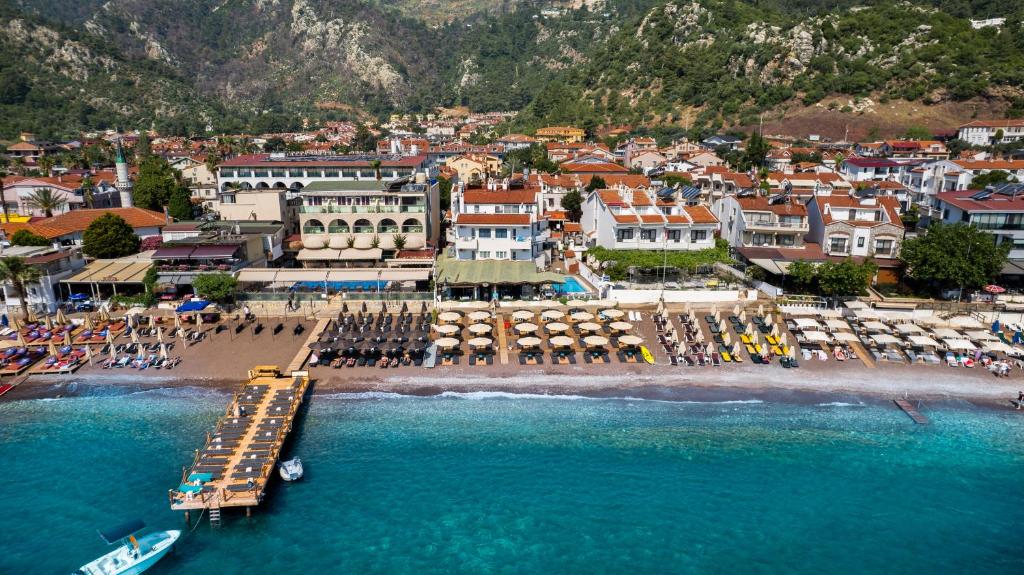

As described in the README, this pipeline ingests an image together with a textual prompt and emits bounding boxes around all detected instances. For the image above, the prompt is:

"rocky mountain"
[1,0,1022,139]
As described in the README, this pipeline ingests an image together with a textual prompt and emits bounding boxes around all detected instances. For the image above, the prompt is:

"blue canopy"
[69,293,89,301]
[176,300,211,313]
[98,519,145,544]
[992,320,1001,333]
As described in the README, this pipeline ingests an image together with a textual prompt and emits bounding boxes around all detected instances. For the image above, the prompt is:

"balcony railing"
[298,204,426,214]
[744,219,807,229]
[302,226,325,234]
[402,225,424,233]
[327,226,349,234]
[352,226,375,234]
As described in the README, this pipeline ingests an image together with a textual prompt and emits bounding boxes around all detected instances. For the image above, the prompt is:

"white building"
[0,246,86,315]
[581,188,718,251]
[958,119,1024,146]
[449,180,549,264]
[806,195,904,259]
[217,153,433,194]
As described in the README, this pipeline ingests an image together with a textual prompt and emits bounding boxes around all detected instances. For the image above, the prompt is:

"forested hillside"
[1,0,1022,138]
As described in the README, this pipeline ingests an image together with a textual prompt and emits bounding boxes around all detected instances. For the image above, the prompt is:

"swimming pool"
[552,277,588,294]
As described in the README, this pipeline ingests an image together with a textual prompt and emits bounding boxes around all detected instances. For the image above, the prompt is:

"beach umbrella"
[609,321,632,333]
[468,333,491,347]
[619,335,643,347]
[157,327,165,343]
[16,331,27,347]
[711,304,718,316]
[601,308,624,319]
[584,335,609,348]
[739,310,747,323]
[47,340,58,357]
[745,322,754,337]
[435,337,460,350]
[577,322,601,333]
[696,329,705,343]
[159,343,169,359]
[44,315,53,330]
[63,331,71,347]
[718,318,727,334]
[438,311,461,323]
[468,310,490,323]
[780,333,788,348]
[757,304,764,317]
[541,309,564,321]
[566,298,588,308]
[546,322,569,333]
[148,315,156,329]
[723,332,732,347]
[433,324,460,336]
[55,308,68,324]
[196,313,204,331]
[514,322,538,334]
[512,310,534,322]
[517,336,542,349]
[771,324,779,338]
[180,326,188,349]
[788,345,797,360]
[105,330,115,347]
[732,304,740,316]
[570,311,594,322]
[174,315,182,331]
[549,335,574,348]
[131,330,140,345]
[361,302,368,313]
[468,323,492,335]
[468,337,493,349]
[85,344,93,365]
[99,307,110,322]
[689,309,696,323]
[84,315,93,330]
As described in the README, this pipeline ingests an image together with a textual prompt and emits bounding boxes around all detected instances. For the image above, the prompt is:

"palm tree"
[370,159,382,182]
[0,167,9,223]
[81,175,94,208]
[25,187,67,217]
[37,155,55,176]
[0,256,42,320]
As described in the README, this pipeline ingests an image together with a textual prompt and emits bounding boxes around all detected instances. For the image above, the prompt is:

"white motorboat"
[279,457,303,481]
[74,520,180,575]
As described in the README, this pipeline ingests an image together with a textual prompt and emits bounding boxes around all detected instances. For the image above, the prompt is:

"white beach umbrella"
[438,311,461,323]
[546,322,569,333]
[468,323,492,335]
[570,311,594,322]
[541,310,565,321]
[468,310,490,323]
[435,337,461,349]
[433,324,460,335]
[757,304,764,317]
[584,335,609,348]
[618,335,643,347]
[722,331,732,347]
[512,310,535,322]
[732,304,740,316]
[517,336,542,348]
[739,310,747,323]
[601,308,624,320]
[130,330,140,344]
[156,327,164,343]
[608,321,632,332]
[566,299,588,307]
[549,336,574,348]
[514,322,539,334]
[577,322,601,333]
[55,308,68,324]
[468,337,493,349]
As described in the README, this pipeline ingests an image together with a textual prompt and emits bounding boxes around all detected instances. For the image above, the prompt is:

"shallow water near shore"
[2,381,1023,574]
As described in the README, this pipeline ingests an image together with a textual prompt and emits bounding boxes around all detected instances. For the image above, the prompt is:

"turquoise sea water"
[2,384,1023,574]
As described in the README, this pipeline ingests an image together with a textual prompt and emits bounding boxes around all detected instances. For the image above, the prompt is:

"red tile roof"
[563,222,581,232]
[813,196,902,227]
[455,214,531,225]
[560,160,628,174]
[14,208,167,239]
[684,205,718,225]
[936,190,1024,213]
[736,196,807,216]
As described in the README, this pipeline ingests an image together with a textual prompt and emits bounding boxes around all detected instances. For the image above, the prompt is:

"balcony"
[401,225,424,234]
[327,226,349,234]
[744,218,808,231]
[302,226,325,234]
[298,204,426,214]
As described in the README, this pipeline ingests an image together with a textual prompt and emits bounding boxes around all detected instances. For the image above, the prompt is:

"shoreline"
[6,367,1019,412]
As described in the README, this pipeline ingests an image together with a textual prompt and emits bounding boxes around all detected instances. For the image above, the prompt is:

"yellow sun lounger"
[740,334,752,344]
[721,351,732,362]
[766,335,778,346]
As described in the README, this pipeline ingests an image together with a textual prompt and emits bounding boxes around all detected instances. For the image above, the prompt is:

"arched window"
[378,219,398,233]
[255,182,270,189]
[401,218,423,233]
[327,219,349,234]
[288,182,304,191]
[353,219,374,234]
[303,218,325,234]
[273,181,287,189]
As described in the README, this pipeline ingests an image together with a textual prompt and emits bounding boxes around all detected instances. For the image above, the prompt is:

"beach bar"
[169,365,310,524]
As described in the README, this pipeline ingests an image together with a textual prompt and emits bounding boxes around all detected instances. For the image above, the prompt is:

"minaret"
[115,138,133,208]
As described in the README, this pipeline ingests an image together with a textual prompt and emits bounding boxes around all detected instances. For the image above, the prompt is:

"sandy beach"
[2,312,1023,411]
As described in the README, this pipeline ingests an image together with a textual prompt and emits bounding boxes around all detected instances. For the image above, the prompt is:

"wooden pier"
[169,365,310,520]
[894,399,929,424]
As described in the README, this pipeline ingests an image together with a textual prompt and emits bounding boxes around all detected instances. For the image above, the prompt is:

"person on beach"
[243,305,251,321]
